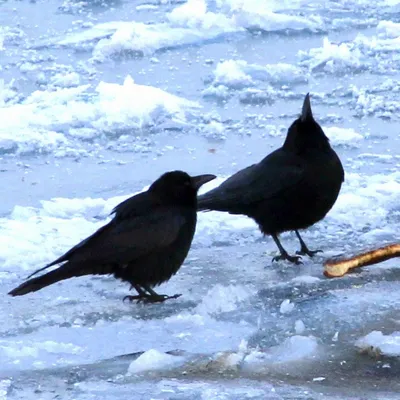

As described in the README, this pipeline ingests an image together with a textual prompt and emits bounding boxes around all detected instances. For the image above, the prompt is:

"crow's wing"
[111,190,160,220]
[27,208,187,278]
[198,150,305,208]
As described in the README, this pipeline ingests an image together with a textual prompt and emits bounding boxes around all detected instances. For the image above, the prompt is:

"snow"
[356,331,400,357]
[377,20,400,38]
[217,0,324,32]
[3,0,400,398]
[0,380,11,400]
[206,60,307,91]
[279,299,295,314]
[291,275,321,284]
[50,71,81,88]
[0,75,200,155]
[243,335,319,371]
[298,37,364,74]
[295,320,306,334]
[1,340,82,359]
[91,22,238,62]
[127,349,185,374]
[55,2,241,62]
[195,284,253,315]
[324,127,364,148]
[45,0,327,62]
[352,87,400,118]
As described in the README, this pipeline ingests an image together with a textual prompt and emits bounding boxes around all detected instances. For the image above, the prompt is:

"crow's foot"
[123,293,181,304]
[141,293,182,303]
[272,252,303,265]
[296,247,322,257]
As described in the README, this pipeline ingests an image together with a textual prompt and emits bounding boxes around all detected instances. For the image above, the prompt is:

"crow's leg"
[123,283,151,303]
[139,285,182,303]
[271,234,303,264]
[294,230,322,257]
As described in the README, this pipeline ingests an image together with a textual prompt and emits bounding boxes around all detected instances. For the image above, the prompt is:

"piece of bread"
[324,243,400,278]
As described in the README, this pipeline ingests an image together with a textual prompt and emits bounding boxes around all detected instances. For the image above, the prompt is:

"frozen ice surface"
[2,0,400,398]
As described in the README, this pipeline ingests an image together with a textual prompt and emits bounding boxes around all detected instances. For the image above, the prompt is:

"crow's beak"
[191,174,216,190]
[301,92,313,122]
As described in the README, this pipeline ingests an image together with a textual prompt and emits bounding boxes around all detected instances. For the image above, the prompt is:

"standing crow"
[9,171,215,303]
[197,93,344,264]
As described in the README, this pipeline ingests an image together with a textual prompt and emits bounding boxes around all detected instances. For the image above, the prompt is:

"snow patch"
[0,380,11,400]
[206,60,307,91]
[295,320,306,335]
[196,284,253,315]
[92,21,238,61]
[243,335,319,371]
[48,0,325,63]
[352,87,400,118]
[291,275,321,285]
[377,21,400,38]
[279,299,295,314]
[356,331,400,357]
[324,127,364,148]
[219,0,324,32]
[127,349,185,374]
[0,75,200,155]
[0,340,82,359]
[298,37,363,74]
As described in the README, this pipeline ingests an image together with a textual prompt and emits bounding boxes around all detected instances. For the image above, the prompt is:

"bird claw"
[123,295,144,303]
[272,253,303,265]
[296,248,322,257]
[138,293,182,304]
[123,293,182,304]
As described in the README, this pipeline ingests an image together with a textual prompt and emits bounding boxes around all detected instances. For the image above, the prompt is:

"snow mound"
[127,349,185,374]
[0,75,200,156]
[206,60,307,91]
[219,0,324,32]
[195,284,253,315]
[298,37,364,74]
[324,127,364,148]
[46,0,326,63]
[356,331,400,357]
[243,335,319,371]
[352,87,400,119]
[0,339,82,361]
[280,299,295,314]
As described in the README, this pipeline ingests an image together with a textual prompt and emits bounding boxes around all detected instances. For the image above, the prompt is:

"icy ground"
[1,0,400,399]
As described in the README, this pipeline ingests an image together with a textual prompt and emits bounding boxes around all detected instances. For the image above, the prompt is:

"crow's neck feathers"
[283,115,331,153]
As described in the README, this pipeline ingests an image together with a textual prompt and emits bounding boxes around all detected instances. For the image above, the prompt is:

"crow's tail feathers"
[8,263,114,297]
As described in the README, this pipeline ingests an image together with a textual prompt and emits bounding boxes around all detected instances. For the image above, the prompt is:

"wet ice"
[1,0,400,398]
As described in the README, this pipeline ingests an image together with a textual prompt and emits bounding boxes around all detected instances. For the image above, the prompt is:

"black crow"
[197,93,344,264]
[9,171,216,303]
